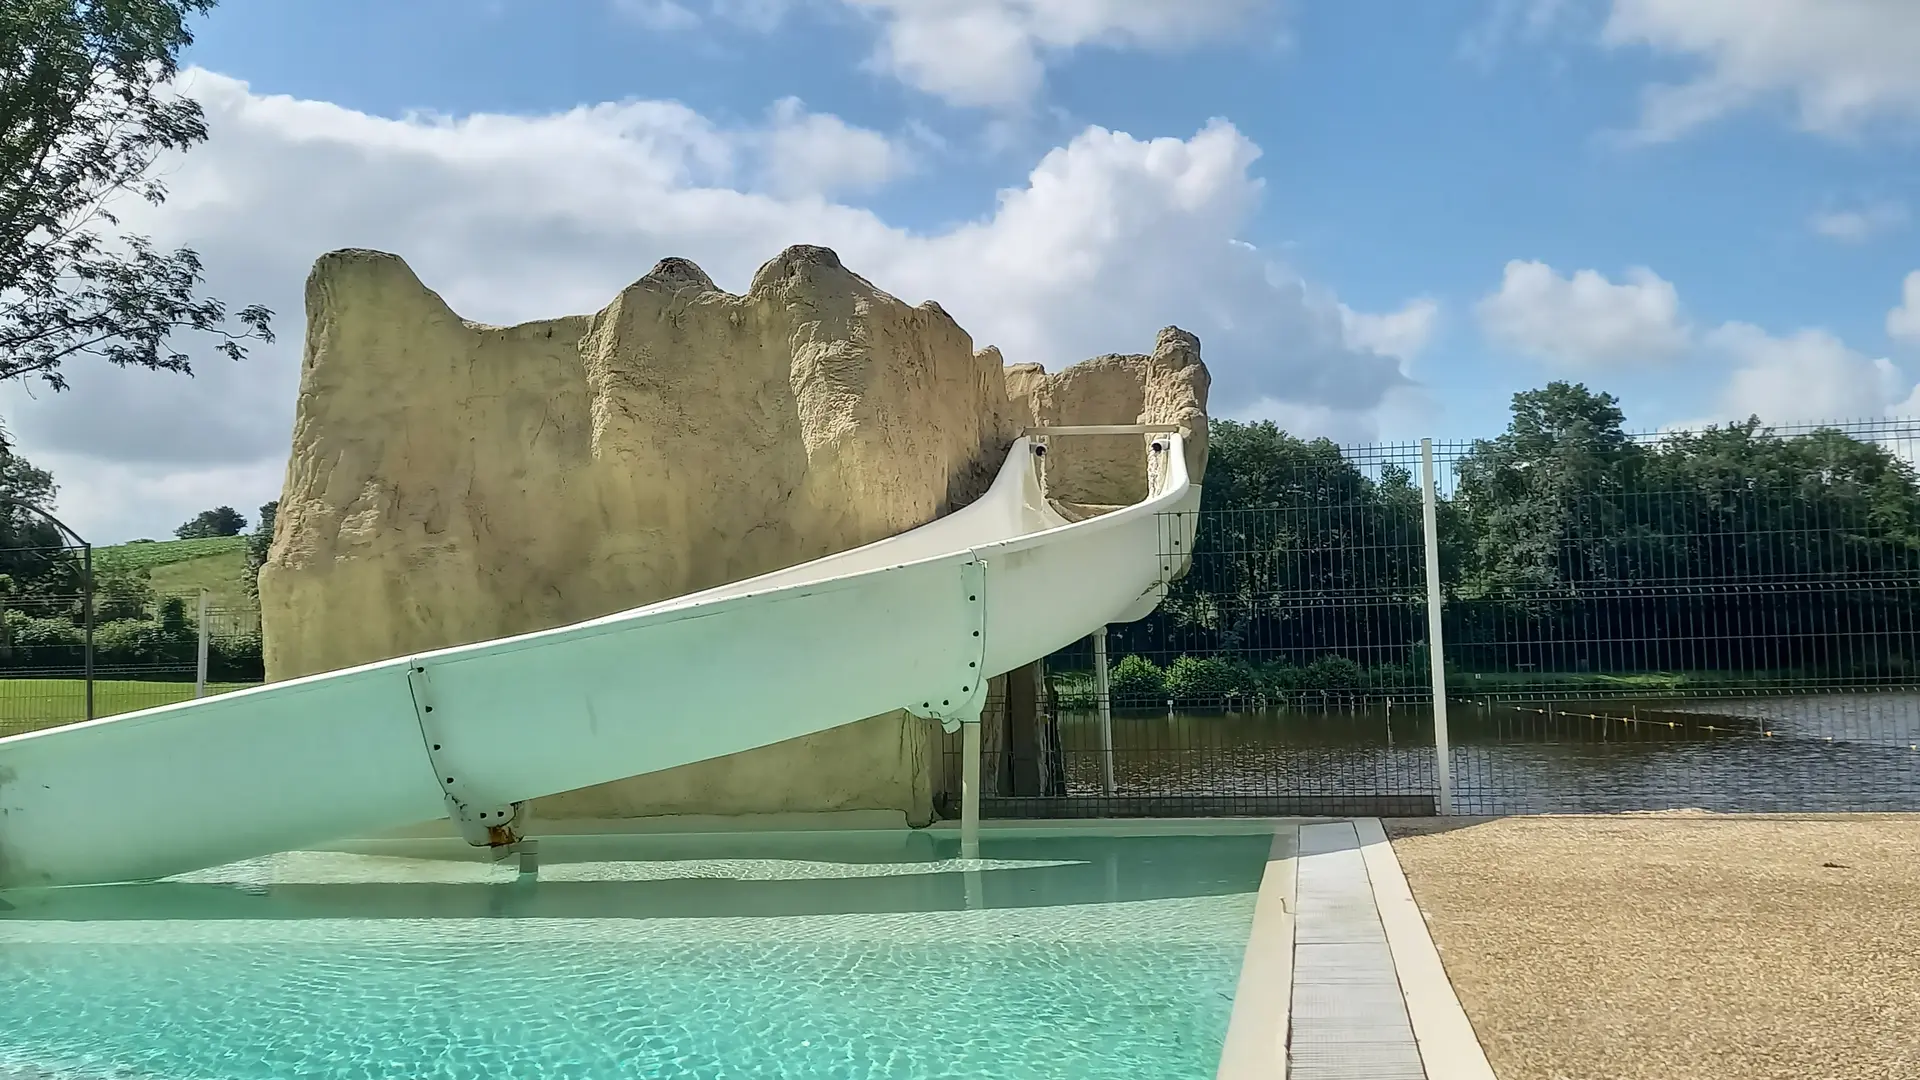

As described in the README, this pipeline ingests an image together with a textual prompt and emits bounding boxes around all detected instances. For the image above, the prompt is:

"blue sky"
[8,0,1920,540]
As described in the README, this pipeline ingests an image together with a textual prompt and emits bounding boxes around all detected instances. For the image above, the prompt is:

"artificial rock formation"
[260,244,1208,824]
[1008,338,1211,512]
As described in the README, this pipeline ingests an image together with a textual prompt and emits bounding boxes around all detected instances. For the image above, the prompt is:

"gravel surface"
[1386,813,1920,1080]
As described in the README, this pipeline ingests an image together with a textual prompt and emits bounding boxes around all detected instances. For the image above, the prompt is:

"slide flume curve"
[0,434,1198,890]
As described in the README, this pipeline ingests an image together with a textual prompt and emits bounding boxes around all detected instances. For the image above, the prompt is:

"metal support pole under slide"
[961,718,981,858]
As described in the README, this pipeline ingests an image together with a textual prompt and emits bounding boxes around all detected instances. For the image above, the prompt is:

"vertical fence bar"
[1420,439,1454,815]
[1093,626,1115,794]
[195,589,211,699]
[82,540,94,722]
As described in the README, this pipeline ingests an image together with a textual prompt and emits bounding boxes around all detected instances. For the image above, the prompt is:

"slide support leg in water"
[960,712,982,859]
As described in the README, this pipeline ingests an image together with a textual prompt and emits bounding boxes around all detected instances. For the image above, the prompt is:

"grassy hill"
[95,536,255,612]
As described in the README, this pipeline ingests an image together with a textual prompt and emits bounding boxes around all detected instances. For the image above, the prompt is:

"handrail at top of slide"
[0,430,1197,889]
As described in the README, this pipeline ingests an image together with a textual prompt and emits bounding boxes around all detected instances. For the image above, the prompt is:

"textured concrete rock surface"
[1008,328,1211,514]
[261,244,1209,822]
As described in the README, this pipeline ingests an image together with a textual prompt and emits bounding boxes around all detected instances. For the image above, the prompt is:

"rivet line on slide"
[405,660,527,848]
[911,557,990,732]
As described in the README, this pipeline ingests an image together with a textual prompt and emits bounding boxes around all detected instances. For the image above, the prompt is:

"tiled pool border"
[329,814,1495,1078]
[1353,819,1497,1080]
[1210,818,1497,1080]
[1215,828,1296,1077]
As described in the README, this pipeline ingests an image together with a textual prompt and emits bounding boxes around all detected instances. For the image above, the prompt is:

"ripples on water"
[1048,693,1920,814]
[0,833,1271,1080]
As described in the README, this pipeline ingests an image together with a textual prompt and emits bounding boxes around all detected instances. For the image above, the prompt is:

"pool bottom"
[0,833,1269,1080]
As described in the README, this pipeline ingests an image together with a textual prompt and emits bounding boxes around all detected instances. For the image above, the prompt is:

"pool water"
[0,831,1270,1079]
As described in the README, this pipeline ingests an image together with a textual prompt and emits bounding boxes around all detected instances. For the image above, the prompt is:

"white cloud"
[1601,0,1920,141]
[612,0,701,31]
[1233,384,1439,445]
[710,0,794,31]
[1476,260,1690,367]
[758,96,912,196]
[0,70,1412,543]
[1890,271,1920,344]
[843,0,1275,108]
[1458,0,1577,68]
[1698,322,1912,424]
[606,0,1279,107]
[611,0,793,32]
[1341,297,1440,364]
[26,454,288,545]
[1468,256,1920,431]
[1809,198,1910,243]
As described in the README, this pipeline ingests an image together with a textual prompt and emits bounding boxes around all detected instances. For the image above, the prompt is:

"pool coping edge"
[1356,817,1498,1080]
[1215,825,1296,1079]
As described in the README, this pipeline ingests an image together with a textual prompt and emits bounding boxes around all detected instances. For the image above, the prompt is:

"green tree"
[1451,382,1646,598]
[1,0,271,448]
[1135,419,1430,666]
[244,497,274,597]
[90,561,151,620]
[1444,392,1920,679]
[0,446,82,602]
[1072,385,1920,690]
[174,504,244,538]
[157,592,187,635]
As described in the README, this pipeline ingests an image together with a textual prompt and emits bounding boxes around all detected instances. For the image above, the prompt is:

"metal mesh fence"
[942,418,1920,817]
[0,581,263,739]
[1435,418,1920,813]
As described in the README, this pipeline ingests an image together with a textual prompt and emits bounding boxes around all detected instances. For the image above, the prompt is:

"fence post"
[195,589,211,699]
[1420,438,1455,815]
[1093,626,1115,795]
[82,541,94,722]
[2,500,97,723]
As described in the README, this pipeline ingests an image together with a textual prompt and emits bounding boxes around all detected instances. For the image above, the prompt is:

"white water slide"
[0,431,1198,890]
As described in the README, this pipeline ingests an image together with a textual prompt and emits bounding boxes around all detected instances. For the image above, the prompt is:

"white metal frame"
[194,590,210,700]
[1420,439,1454,815]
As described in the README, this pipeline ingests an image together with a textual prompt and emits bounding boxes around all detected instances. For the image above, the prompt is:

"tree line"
[0,445,272,679]
[14,4,1901,701]
[0,0,270,680]
[1087,382,1920,703]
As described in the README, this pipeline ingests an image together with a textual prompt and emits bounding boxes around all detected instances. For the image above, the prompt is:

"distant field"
[0,678,256,738]
[95,535,247,572]
[1453,668,1839,696]
[95,536,255,612]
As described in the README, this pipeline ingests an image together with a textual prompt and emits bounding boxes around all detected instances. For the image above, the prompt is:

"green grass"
[1048,658,1878,712]
[95,535,246,572]
[0,677,256,738]
[1452,669,1827,696]
[95,536,255,612]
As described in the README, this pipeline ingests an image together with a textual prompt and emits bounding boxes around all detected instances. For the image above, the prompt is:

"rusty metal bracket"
[406,661,528,849]
[906,558,990,734]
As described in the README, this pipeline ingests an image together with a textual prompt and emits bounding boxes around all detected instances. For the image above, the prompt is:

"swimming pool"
[0,828,1272,1079]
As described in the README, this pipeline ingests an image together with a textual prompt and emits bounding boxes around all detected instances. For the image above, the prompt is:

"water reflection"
[1044,693,1920,814]
[0,832,1272,923]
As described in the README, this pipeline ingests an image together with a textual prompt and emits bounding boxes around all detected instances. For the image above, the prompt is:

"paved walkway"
[1217,818,1497,1080]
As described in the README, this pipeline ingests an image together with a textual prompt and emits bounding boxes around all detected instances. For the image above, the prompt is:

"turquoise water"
[0,831,1269,1079]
